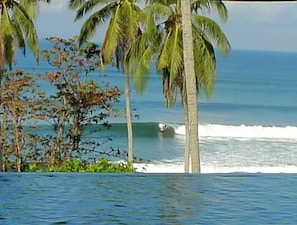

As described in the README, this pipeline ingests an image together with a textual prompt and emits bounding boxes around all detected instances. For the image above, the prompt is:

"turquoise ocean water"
[14,42,297,173]
[1,43,297,224]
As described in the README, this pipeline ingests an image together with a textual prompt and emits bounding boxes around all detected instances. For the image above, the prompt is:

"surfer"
[159,123,167,132]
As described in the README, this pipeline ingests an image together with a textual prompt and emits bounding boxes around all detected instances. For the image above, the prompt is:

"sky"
[36,0,297,53]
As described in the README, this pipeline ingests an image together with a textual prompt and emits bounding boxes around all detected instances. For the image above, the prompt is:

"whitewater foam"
[134,162,297,174]
[163,123,297,140]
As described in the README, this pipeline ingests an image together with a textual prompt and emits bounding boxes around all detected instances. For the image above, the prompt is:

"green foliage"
[127,0,231,108]
[24,158,136,173]
[70,0,145,164]
[0,0,50,66]
[0,37,127,172]
[36,36,123,166]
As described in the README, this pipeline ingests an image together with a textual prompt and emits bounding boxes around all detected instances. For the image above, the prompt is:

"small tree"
[0,70,37,171]
[37,37,122,167]
[0,0,51,172]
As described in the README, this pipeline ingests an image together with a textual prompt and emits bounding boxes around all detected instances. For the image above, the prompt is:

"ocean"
[1,43,297,224]
[14,43,297,173]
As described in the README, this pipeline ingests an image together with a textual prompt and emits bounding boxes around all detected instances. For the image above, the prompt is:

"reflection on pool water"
[0,173,296,224]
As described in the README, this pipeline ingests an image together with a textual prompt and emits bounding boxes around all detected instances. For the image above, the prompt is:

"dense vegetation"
[24,158,135,173]
[0,37,134,172]
[0,0,235,173]
[70,0,231,173]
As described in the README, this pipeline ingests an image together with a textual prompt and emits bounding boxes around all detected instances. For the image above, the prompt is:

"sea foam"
[134,162,297,174]
[164,123,297,139]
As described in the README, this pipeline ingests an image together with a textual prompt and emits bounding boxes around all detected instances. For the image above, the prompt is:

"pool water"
[1,173,296,224]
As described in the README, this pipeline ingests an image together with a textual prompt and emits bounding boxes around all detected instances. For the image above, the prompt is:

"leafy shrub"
[24,158,135,173]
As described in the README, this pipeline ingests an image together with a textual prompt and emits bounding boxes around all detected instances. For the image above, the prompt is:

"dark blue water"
[1,173,297,224]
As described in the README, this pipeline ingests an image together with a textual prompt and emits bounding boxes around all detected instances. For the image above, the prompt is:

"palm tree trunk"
[0,109,7,172]
[0,21,4,172]
[124,68,134,165]
[0,71,3,172]
[181,0,201,173]
[14,117,22,172]
[184,101,190,173]
[0,111,3,171]
[0,144,2,172]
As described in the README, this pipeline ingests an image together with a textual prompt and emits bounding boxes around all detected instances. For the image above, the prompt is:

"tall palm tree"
[0,0,51,172]
[127,0,230,172]
[182,0,231,172]
[181,0,199,173]
[69,0,144,165]
[180,0,294,172]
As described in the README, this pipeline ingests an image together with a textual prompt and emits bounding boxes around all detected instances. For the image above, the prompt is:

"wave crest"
[163,123,297,139]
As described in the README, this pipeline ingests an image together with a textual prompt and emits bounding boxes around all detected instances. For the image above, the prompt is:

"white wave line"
[160,123,297,139]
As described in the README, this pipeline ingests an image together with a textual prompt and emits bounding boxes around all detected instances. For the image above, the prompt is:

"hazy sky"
[36,1,297,52]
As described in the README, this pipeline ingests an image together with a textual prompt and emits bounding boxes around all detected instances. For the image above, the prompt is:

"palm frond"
[143,2,172,25]
[127,19,163,93]
[1,4,14,36]
[146,0,177,6]
[157,26,183,107]
[192,0,228,23]
[20,0,39,20]
[130,45,153,94]
[167,27,183,91]
[101,6,122,65]
[13,1,39,62]
[157,32,170,71]
[193,26,217,98]
[77,5,113,45]
[129,39,154,94]
[73,0,108,21]
[11,21,26,56]
[193,14,231,56]
[69,0,88,10]
[162,69,177,108]
[1,4,16,66]
[120,0,139,43]
[4,35,15,69]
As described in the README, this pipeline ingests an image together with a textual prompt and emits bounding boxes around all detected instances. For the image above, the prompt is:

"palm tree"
[69,0,144,165]
[127,0,230,172]
[0,0,50,68]
[0,0,51,172]
[182,0,231,172]
[180,0,295,172]
[180,0,199,173]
